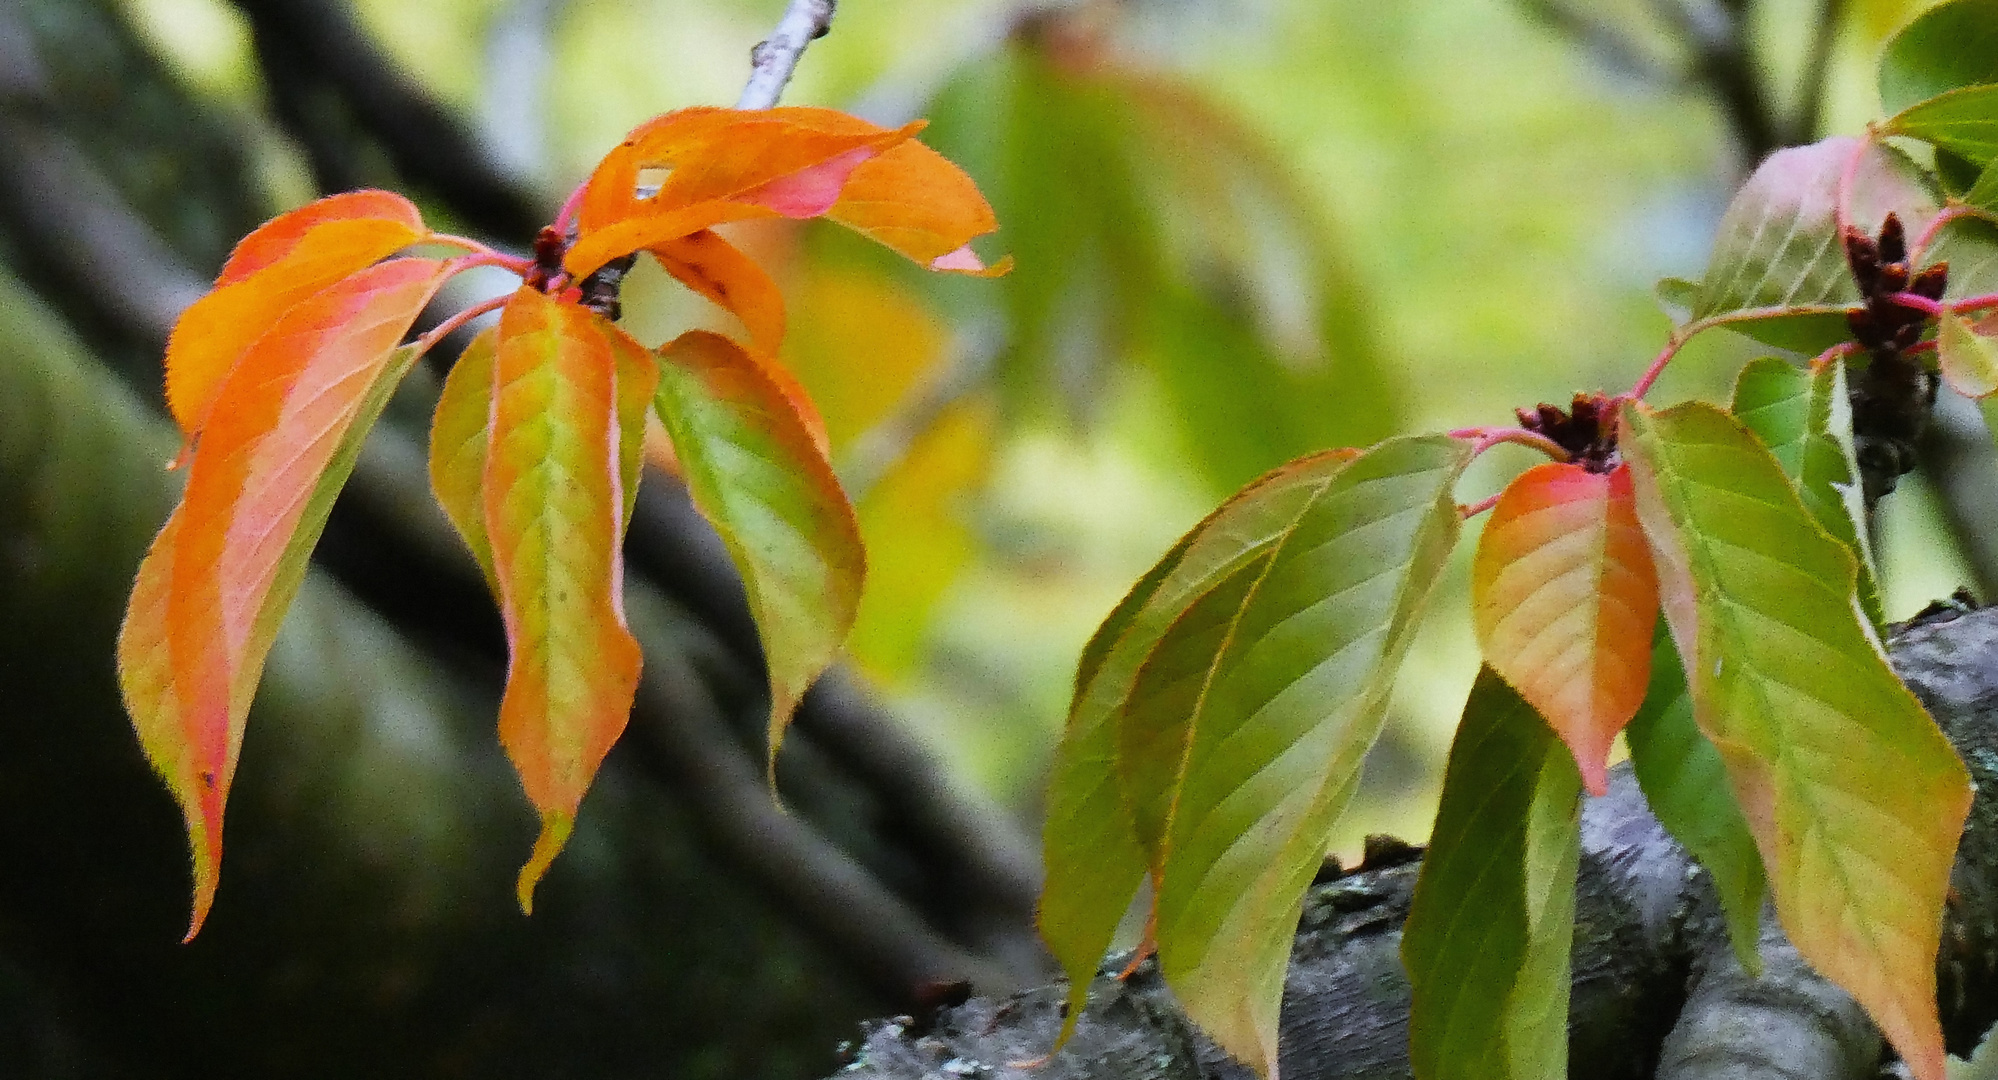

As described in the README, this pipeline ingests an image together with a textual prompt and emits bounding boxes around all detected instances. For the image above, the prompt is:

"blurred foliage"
[113,0,1989,853]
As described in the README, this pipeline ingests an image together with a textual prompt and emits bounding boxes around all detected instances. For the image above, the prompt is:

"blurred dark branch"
[230,0,544,238]
[1792,0,1847,146]
[1918,396,1998,603]
[1514,0,1682,84]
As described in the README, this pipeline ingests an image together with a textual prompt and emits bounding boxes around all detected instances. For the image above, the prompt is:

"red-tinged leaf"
[165,190,427,438]
[566,107,921,277]
[1622,400,1972,1080]
[1939,309,1998,399]
[482,288,654,913]
[651,330,864,777]
[650,229,788,354]
[565,201,777,284]
[120,256,449,937]
[1471,462,1659,796]
[826,139,1009,276]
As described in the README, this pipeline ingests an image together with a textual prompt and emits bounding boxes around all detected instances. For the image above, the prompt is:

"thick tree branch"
[830,606,1998,1079]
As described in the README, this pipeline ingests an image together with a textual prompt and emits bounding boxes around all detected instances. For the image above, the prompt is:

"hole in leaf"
[635,166,671,200]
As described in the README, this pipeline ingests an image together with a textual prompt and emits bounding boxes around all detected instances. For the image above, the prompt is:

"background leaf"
[1689,137,1937,353]
[1404,669,1582,1080]
[482,288,650,912]
[120,256,447,937]
[1148,436,1469,1074]
[1471,461,1657,795]
[1878,0,1998,115]
[1621,400,1972,1080]
[652,330,865,776]
[1623,622,1765,969]
[1729,357,1885,630]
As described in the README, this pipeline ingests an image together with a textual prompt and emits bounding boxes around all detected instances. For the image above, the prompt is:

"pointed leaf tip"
[1621,399,1971,1080]
[516,812,575,915]
[652,330,864,775]
[1472,461,1658,796]
[483,289,648,898]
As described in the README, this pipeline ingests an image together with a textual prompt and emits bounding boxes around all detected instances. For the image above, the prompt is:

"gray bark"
[832,605,1998,1080]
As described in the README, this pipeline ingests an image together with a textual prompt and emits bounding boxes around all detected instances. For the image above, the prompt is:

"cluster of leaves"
[1036,2,1998,1078]
[117,104,1004,938]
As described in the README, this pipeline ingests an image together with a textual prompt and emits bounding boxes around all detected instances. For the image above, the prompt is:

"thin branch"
[737,0,839,110]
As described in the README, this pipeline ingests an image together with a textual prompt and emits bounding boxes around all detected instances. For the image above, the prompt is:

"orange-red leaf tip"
[516,813,575,915]
[930,247,1013,277]
[180,807,221,942]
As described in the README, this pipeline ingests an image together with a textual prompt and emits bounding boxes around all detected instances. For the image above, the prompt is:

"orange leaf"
[828,140,1008,275]
[481,288,656,911]
[1471,461,1659,795]
[120,255,450,938]
[653,330,863,777]
[564,107,924,277]
[165,191,427,440]
[650,229,788,353]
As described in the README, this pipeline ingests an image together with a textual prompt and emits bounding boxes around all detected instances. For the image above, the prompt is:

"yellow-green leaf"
[1038,448,1359,1049]
[1147,436,1469,1075]
[651,330,864,777]
[1621,399,1971,1080]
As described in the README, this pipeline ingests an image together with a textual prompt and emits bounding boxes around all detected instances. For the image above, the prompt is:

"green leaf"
[1623,621,1764,971]
[1925,213,1998,299]
[1655,276,1701,322]
[429,328,500,594]
[1620,400,1972,1080]
[1886,85,1998,170]
[1879,0,1998,116]
[1968,160,1998,213]
[1038,447,1359,1048]
[652,330,865,777]
[1146,436,1470,1075]
[1690,137,1937,353]
[1939,310,1998,398]
[1729,357,1884,630]
[1403,669,1581,1080]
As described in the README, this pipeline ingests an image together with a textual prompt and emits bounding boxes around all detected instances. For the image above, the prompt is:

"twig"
[736,0,839,111]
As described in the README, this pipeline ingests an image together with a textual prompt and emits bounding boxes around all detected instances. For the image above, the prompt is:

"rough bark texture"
[831,605,1998,1080]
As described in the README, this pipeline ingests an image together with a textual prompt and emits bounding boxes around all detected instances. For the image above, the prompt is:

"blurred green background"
[109,0,1993,865]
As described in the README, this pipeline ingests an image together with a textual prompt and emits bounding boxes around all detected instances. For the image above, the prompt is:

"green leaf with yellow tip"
[1037,448,1360,1051]
[1620,399,1971,1080]
[1133,436,1467,1076]
[651,330,864,779]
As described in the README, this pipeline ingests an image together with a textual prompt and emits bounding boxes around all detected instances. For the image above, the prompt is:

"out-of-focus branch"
[737,0,839,110]
[1514,0,1683,84]
[230,0,543,238]
[1917,396,1998,602]
[1792,0,1847,146]
[839,323,1008,501]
